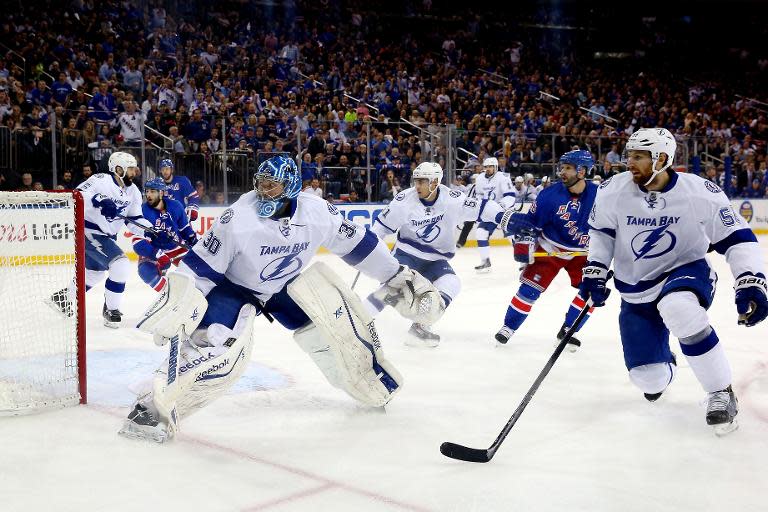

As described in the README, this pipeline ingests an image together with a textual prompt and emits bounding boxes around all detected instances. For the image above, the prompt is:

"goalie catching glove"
[374,264,445,326]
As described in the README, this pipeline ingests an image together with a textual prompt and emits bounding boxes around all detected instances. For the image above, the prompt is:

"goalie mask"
[253,155,301,217]
[623,128,676,186]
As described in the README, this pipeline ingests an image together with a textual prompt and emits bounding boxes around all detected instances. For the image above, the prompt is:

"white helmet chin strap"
[643,155,672,187]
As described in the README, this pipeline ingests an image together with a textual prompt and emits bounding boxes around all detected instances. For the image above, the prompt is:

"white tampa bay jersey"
[177,191,399,301]
[588,171,763,303]
[473,172,515,208]
[372,185,503,261]
[77,173,145,236]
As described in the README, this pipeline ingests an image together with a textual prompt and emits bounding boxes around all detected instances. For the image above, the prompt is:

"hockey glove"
[513,229,537,265]
[498,210,535,237]
[156,253,172,275]
[734,272,768,327]
[95,197,118,220]
[579,262,612,307]
[186,207,199,222]
[146,229,175,247]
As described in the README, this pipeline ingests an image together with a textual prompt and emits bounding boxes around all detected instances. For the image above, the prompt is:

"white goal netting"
[0,191,85,414]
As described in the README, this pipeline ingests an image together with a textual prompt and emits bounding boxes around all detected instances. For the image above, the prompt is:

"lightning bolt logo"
[631,224,677,261]
[260,253,303,282]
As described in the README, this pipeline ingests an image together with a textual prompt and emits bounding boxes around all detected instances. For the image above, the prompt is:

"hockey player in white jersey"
[582,128,767,435]
[118,155,445,442]
[364,162,508,346]
[49,151,149,327]
[473,157,515,272]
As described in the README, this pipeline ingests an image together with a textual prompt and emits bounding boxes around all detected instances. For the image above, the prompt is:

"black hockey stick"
[440,296,598,463]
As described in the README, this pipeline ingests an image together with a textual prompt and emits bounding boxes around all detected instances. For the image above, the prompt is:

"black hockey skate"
[406,323,440,347]
[103,303,122,329]
[556,324,582,353]
[474,259,492,273]
[495,326,513,345]
[118,403,170,443]
[48,288,73,317]
[706,385,739,436]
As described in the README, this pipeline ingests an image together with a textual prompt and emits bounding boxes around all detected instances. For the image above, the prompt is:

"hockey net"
[0,191,86,414]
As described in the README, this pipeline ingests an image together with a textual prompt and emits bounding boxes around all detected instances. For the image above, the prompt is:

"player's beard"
[123,175,134,187]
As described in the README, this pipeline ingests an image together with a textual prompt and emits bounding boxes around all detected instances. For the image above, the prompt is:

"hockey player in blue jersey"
[582,128,767,435]
[130,178,198,292]
[158,159,200,222]
[119,155,445,442]
[49,151,150,327]
[496,150,598,349]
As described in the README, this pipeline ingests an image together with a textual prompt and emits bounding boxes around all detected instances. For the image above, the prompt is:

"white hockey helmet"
[624,128,676,186]
[108,151,138,178]
[412,162,444,183]
[483,157,499,169]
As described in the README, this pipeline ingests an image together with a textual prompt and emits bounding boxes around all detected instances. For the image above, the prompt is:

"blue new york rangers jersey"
[133,197,197,258]
[519,181,598,254]
[164,175,199,211]
[588,170,764,303]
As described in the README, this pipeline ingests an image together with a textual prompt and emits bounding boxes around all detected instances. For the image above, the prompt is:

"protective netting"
[0,191,83,414]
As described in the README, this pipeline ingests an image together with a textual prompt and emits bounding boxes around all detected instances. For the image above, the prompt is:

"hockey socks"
[563,291,594,333]
[503,284,540,331]
[679,327,732,393]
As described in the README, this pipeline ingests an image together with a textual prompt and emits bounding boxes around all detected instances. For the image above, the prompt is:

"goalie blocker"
[119,263,408,442]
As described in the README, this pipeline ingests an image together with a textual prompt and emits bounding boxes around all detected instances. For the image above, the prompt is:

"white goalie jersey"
[177,191,400,300]
[587,171,764,303]
[371,185,503,261]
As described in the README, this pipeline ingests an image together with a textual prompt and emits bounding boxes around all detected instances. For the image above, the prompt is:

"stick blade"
[440,442,492,463]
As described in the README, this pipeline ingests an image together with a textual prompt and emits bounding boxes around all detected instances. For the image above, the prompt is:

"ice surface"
[1,240,767,512]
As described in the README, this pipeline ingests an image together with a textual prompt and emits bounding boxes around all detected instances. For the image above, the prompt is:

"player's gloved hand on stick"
[95,197,118,219]
[186,207,199,222]
[156,253,172,274]
[498,210,535,237]
[513,229,537,265]
[734,272,768,327]
[580,262,612,307]
[145,229,175,247]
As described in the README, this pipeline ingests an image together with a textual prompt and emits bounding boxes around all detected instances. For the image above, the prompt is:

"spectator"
[300,152,318,185]
[213,191,227,205]
[195,181,211,205]
[306,177,324,197]
[743,178,765,199]
[18,173,34,191]
[379,169,401,202]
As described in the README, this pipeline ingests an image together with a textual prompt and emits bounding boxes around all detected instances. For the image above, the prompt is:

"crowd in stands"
[1,0,767,201]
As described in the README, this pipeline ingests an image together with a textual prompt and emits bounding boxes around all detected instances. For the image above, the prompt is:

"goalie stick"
[440,296,597,463]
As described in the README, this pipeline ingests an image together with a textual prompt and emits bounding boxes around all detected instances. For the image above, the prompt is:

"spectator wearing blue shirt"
[300,152,318,184]
[743,178,766,198]
[51,73,73,105]
[88,85,117,125]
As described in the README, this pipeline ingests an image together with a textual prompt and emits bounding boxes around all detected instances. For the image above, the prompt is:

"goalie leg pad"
[137,271,209,343]
[121,305,258,442]
[289,262,403,407]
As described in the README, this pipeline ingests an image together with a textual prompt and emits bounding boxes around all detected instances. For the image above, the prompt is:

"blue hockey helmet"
[145,177,168,192]
[158,159,174,174]
[558,149,595,174]
[253,155,301,217]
